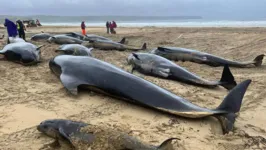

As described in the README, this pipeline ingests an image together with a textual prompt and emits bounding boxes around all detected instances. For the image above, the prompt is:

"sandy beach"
[0,26,266,150]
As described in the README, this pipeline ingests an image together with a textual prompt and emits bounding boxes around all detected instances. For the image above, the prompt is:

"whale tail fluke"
[215,79,251,134]
[253,54,264,67]
[157,138,180,150]
[219,65,237,90]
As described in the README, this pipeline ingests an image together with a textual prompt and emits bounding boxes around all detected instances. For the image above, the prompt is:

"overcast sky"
[0,0,265,19]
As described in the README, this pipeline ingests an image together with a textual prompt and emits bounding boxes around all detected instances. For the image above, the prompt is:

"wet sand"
[0,26,266,149]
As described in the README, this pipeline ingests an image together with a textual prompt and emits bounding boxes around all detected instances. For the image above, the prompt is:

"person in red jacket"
[81,21,86,35]
[110,21,117,34]
[112,21,117,28]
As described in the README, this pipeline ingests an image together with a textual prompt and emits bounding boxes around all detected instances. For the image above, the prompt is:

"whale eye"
[202,56,207,61]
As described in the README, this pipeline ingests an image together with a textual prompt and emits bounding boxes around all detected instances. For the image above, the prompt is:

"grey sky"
[0,0,265,19]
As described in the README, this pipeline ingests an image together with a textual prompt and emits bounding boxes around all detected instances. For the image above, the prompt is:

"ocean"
[1,15,266,27]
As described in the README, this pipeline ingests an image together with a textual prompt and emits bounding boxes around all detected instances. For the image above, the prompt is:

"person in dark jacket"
[16,20,26,41]
[106,21,110,34]
[81,21,86,35]
[4,18,18,44]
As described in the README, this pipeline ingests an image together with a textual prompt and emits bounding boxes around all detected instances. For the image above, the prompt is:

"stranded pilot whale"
[31,33,52,41]
[82,39,146,51]
[127,52,237,90]
[37,119,178,149]
[47,35,84,45]
[55,44,93,56]
[63,32,127,44]
[0,42,43,65]
[151,47,264,68]
[49,55,251,134]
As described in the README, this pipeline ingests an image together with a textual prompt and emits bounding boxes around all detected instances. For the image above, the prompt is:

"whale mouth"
[127,54,135,65]
[37,121,60,139]
[49,58,62,77]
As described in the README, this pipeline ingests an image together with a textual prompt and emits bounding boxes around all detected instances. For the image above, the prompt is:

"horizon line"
[0,14,203,18]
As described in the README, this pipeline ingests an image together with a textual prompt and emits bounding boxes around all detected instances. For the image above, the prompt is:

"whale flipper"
[152,67,171,78]
[60,73,82,95]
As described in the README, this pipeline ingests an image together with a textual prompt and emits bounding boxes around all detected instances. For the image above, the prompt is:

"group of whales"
[31,32,147,51]
[0,31,264,149]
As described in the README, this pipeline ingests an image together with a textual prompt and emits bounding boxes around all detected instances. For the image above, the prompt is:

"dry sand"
[0,26,266,150]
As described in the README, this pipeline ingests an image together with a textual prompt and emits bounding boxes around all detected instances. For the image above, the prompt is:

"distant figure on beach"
[110,21,117,34]
[36,19,42,26]
[106,21,110,34]
[16,20,26,41]
[81,21,86,35]
[4,18,18,44]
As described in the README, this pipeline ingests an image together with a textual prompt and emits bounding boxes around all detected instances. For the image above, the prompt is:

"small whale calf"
[48,35,84,44]
[31,33,52,41]
[82,40,146,51]
[64,32,127,44]
[86,34,126,43]
[31,32,127,44]
[55,44,93,56]
[37,119,178,150]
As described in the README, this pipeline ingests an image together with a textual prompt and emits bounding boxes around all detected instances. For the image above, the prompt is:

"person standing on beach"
[109,23,114,34]
[81,21,86,35]
[36,19,42,26]
[106,21,110,34]
[110,21,117,34]
[4,18,18,44]
[16,20,26,41]
[113,21,117,28]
